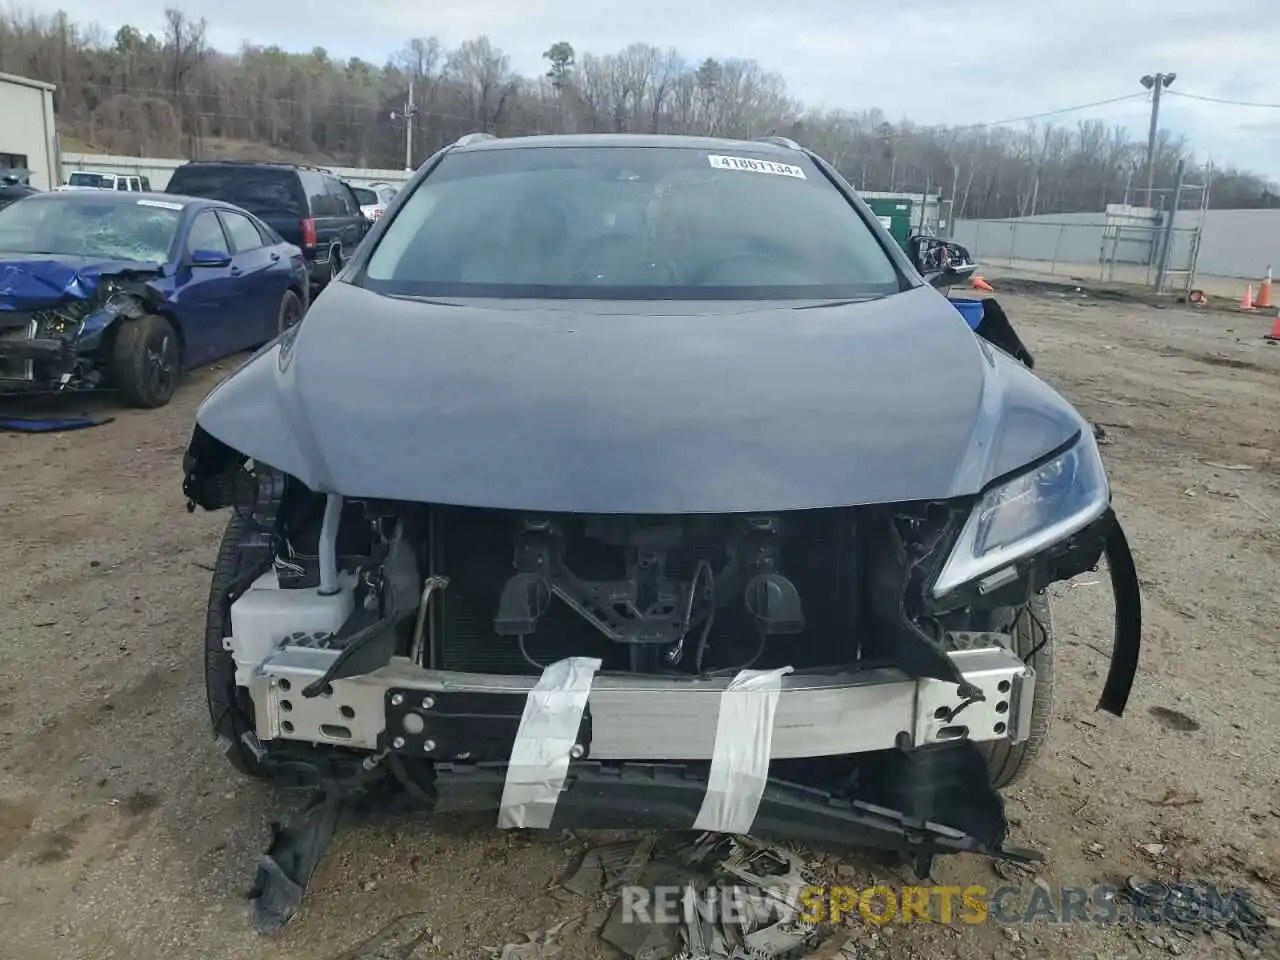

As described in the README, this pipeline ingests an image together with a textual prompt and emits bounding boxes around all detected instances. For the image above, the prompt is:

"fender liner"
[974,297,1035,368]
[1097,513,1141,716]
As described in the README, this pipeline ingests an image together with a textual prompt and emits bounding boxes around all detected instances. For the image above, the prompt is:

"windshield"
[351,186,378,205]
[166,167,302,218]
[0,196,181,263]
[68,173,107,188]
[360,145,902,300]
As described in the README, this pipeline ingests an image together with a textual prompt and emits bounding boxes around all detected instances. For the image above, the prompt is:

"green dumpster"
[864,197,914,250]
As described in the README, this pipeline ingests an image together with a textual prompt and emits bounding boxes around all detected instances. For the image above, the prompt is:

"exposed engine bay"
[194,448,1117,689]
[192,459,1137,931]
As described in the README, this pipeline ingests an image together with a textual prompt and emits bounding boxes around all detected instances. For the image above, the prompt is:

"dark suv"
[164,161,368,291]
[0,175,38,211]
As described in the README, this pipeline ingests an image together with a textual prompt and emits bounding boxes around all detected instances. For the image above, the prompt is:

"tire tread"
[982,593,1055,788]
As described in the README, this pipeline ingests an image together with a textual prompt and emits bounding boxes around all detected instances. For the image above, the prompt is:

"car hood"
[193,282,1087,513]
[0,254,163,311]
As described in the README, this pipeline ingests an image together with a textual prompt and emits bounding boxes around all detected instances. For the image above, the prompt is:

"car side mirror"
[189,248,231,268]
[909,235,977,289]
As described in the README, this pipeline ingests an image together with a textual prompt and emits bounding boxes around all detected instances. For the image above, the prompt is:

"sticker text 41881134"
[706,155,807,179]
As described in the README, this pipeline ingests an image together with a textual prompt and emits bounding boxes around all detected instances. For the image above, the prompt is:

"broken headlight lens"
[931,430,1110,597]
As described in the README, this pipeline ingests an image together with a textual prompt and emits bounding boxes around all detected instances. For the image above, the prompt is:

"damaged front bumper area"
[0,276,155,392]
[194,455,1140,864]
[187,423,1143,932]
[240,630,1037,858]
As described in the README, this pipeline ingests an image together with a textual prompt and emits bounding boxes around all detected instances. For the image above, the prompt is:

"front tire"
[204,508,271,780]
[110,314,178,408]
[980,593,1055,788]
[277,288,305,336]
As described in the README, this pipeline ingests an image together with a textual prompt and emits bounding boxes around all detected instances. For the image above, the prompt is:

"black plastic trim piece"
[431,759,1035,869]
[381,689,592,761]
[1097,514,1142,717]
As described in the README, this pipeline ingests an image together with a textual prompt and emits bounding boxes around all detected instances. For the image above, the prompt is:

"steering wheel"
[688,249,797,285]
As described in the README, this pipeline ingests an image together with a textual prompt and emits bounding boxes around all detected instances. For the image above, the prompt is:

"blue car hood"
[0,255,163,310]
[194,282,1089,514]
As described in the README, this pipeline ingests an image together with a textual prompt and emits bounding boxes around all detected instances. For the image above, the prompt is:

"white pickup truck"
[57,171,152,191]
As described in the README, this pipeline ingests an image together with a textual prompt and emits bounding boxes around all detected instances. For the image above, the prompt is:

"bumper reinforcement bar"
[247,644,1034,761]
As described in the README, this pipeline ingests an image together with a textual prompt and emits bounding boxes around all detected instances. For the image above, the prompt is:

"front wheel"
[277,288,305,336]
[205,508,273,779]
[109,314,179,408]
[204,507,361,787]
[980,593,1055,788]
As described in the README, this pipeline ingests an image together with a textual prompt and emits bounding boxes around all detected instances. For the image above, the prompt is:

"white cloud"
[45,0,1280,180]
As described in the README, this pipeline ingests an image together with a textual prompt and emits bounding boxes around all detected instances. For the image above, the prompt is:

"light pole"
[390,78,417,171]
[1140,72,1176,207]
[403,78,415,171]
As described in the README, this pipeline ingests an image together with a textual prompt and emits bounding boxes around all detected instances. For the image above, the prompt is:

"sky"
[41,0,1280,182]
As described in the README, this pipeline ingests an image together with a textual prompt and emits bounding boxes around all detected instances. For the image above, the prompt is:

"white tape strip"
[692,665,794,835]
[498,656,602,830]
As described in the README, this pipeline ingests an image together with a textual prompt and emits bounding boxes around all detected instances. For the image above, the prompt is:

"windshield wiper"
[793,295,886,310]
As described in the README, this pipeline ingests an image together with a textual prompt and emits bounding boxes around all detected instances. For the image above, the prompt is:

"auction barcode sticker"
[707,155,806,179]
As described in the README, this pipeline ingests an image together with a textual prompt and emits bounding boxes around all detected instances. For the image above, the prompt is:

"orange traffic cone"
[972,275,994,292]
[1240,284,1256,310]
[1257,265,1273,308]
[1266,314,1280,342]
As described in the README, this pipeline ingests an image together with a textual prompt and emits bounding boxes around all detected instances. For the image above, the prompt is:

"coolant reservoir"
[229,569,356,673]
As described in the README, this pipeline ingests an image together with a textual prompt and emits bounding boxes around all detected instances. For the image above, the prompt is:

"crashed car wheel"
[110,314,178,408]
[980,593,1055,788]
[277,289,304,336]
[204,507,272,780]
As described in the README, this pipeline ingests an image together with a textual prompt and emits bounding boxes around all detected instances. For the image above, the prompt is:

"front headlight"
[34,301,92,339]
[932,431,1110,597]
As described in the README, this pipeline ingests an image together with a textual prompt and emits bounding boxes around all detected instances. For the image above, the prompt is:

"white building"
[0,72,58,191]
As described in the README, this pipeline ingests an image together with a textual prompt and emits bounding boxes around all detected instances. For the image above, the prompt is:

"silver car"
[351,182,397,223]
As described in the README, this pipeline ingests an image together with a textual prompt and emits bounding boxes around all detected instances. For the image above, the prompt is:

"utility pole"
[1140,72,1176,208]
[404,77,416,171]
[389,79,417,171]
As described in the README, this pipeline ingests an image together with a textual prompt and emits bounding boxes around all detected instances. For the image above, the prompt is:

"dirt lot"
[0,291,1277,960]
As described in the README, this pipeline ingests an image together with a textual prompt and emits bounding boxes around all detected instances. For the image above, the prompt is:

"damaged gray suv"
[181,133,1142,932]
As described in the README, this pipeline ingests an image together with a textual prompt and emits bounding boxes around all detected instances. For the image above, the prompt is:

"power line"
[71,80,1148,139]
[1165,90,1280,109]
[948,92,1150,129]
[858,93,1149,142]
[89,84,401,113]
[76,80,540,130]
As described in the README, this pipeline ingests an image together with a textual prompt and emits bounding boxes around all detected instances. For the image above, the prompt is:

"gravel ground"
[0,291,1277,960]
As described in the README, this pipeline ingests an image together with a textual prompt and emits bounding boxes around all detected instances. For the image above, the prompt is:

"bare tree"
[162,8,206,99]
[447,36,518,131]
[161,8,206,154]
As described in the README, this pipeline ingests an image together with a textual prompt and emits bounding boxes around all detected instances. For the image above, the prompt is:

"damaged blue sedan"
[0,190,309,407]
